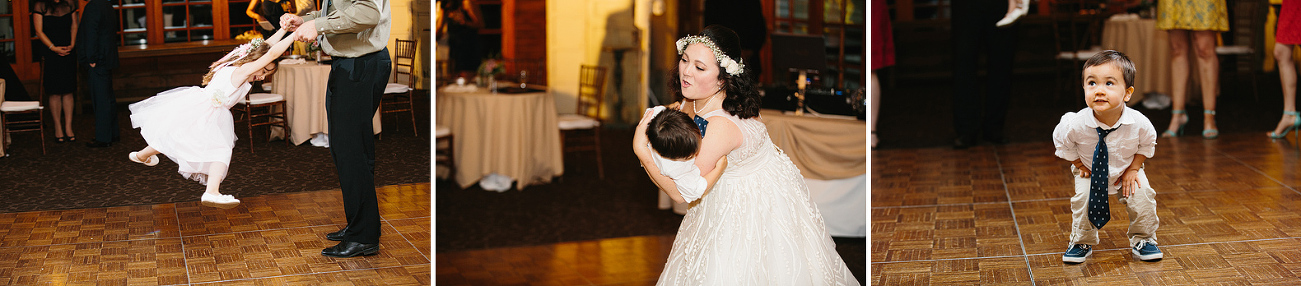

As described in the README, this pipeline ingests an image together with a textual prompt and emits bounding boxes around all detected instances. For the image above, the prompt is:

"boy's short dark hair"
[647,108,701,160]
[1082,50,1136,88]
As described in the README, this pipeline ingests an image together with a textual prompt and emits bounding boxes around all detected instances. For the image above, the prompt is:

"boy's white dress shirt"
[1052,106,1158,195]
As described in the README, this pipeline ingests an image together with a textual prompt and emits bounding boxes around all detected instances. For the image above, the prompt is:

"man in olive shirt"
[281,0,390,258]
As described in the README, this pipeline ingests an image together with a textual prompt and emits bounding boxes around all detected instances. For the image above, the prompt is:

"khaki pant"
[1069,165,1159,247]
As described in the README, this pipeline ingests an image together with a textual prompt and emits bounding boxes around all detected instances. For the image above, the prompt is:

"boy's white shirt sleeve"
[1052,111,1081,162]
[647,144,707,203]
[1132,108,1158,159]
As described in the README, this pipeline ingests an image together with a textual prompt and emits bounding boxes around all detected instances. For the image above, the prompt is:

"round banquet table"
[435,85,564,190]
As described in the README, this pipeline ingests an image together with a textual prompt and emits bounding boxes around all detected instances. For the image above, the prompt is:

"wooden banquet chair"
[435,125,454,180]
[1050,0,1109,107]
[0,78,46,155]
[380,39,418,137]
[233,92,290,153]
[559,65,608,179]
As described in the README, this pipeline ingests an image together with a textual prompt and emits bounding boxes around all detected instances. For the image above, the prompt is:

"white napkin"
[1108,13,1140,21]
[281,58,308,65]
[441,85,478,93]
[648,143,706,203]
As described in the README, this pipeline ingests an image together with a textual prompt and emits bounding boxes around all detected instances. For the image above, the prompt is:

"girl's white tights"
[134,146,228,196]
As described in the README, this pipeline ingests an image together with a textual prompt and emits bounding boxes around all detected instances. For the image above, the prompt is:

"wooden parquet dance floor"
[435,235,675,285]
[872,133,1301,285]
[0,183,431,285]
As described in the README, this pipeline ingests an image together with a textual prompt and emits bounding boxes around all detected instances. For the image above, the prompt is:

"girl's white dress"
[129,66,251,184]
[657,109,859,285]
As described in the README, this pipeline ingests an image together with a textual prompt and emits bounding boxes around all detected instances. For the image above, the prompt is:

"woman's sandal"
[1268,111,1301,139]
[1161,110,1188,138]
[1202,110,1218,139]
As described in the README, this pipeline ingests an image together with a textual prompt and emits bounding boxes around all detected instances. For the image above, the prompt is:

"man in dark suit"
[78,0,120,148]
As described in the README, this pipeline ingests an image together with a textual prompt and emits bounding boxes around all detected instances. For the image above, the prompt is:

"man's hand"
[280,14,304,31]
[294,20,319,42]
[1113,168,1142,197]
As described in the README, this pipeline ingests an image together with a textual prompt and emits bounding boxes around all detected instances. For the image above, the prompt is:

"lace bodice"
[700,109,773,171]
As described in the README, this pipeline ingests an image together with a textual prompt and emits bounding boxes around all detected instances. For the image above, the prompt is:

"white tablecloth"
[434,85,564,190]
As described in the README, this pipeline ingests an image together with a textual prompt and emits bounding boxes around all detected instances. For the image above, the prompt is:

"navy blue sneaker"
[1062,244,1092,263]
[1133,240,1163,261]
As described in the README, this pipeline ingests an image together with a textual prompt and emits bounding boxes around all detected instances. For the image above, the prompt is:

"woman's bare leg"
[1275,42,1299,135]
[59,93,75,139]
[871,71,880,148]
[1192,30,1219,132]
[48,94,64,138]
[1166,29,1191,135]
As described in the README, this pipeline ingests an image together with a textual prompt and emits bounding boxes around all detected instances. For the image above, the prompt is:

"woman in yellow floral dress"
[1157,0,1229,139]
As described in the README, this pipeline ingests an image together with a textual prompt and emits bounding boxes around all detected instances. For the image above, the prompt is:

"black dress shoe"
[321,241,379,258]
[327,227,349,241]
[85,141,112,148]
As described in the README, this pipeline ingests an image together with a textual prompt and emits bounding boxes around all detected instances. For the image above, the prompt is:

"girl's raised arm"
[231,28,297,86]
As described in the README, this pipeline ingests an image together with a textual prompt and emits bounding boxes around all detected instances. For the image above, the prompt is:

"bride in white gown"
[633,25,859,285]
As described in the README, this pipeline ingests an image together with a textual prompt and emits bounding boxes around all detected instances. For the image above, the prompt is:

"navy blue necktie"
[694,115,709,136]
[1089,126,1119,229]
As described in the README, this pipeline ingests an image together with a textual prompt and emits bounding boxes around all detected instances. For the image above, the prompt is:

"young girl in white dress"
[633,25,859,285]
[125,27,298,209]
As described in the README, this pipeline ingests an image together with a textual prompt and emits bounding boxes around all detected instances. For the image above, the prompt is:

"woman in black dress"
[437,0,482,78]
[33,0,79,142]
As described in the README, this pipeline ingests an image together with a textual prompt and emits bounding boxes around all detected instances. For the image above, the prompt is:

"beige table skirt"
[757,109,866,180]
[270,63,381,145]
[436,87,564,189]
[1102,18,1219,104]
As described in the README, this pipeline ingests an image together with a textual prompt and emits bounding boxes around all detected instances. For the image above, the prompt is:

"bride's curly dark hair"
[667,25,761,119]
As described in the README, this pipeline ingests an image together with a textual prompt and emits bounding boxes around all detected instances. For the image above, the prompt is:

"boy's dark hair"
[646,108,701,160]
[1082,50,1136,88]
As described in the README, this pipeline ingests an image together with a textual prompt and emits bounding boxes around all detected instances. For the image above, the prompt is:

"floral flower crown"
[210,38,266,70]
[676,35,745,76]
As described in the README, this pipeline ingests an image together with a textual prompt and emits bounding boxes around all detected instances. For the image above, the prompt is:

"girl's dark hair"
[202,43,277,86]
[647,108,701,160]
[668,25,762,119]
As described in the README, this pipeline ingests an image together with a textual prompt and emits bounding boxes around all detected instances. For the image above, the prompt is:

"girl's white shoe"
[996,0,1030,27]
[200,193,241,209]
[129,152,159,166]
